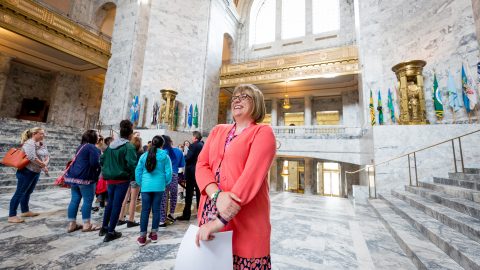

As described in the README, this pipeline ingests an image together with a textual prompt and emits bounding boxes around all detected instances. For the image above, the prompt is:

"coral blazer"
[196,123,277,258]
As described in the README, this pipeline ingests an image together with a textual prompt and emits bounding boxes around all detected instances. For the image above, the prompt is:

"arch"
[222,33,234,65]
[94,2,117,38]
[249,0,276,45]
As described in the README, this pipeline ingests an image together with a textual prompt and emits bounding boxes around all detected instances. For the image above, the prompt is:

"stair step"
[0,171,62,181]
[393,189,480,244]
[433,177,480,191]
[369,198,463,270]
[0,175,61,186]
[419,181,480,203]
[406,185,480,220]
[0,182,57,193]
[465,168,480,174]
[449,172,480,181]
[379,193,480,270]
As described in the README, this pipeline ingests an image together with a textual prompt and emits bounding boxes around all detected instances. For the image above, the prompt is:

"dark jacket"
[65,143,101,182]
[100,138,137,181]
[185,140,204,169]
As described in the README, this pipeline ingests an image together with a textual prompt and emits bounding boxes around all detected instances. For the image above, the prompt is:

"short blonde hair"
[232,84,266,123]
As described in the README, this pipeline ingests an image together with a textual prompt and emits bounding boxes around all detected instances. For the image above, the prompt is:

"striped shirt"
[22,139,49,173]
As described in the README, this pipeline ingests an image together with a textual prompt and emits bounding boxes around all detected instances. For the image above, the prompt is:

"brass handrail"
[346,129,480,199]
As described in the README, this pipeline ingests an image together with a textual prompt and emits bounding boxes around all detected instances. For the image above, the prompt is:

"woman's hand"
[216,192,242,221]
[195,219,224,247]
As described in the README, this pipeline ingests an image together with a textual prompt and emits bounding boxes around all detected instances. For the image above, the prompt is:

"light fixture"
[282,80,291,110]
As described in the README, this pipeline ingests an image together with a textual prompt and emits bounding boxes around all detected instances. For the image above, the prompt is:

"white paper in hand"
[175,225,233,270]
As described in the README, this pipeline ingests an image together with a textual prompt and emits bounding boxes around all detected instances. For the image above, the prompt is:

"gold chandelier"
[282,80,291,110]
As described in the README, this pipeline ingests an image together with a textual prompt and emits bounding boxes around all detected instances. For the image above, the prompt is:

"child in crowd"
[134,135,172,246]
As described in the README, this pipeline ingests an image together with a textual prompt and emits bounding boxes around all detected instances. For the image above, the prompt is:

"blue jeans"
[67,183,96,222]
[102,182,129,233]
[9,168,40,217]
[140,191,164,236]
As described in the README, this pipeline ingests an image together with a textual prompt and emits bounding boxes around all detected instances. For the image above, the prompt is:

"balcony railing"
[272,125,364,138]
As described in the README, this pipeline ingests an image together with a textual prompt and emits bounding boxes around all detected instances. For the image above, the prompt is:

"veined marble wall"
[472,0,480,46]
[356,0,480,126]
[373,125,480,193]
[48,72,103,128]
[0,54,11,111]
[235,0,356,62]
[0,61,54,118]
[342,90,359,126]
[137,0,238,133]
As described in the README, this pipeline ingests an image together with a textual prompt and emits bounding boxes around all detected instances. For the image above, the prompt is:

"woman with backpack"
[134,135,172,246]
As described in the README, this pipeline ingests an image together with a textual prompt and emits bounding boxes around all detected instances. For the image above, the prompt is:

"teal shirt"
[135,149,172,192]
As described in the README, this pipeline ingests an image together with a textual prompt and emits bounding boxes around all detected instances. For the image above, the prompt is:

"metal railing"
[346,129,480,199]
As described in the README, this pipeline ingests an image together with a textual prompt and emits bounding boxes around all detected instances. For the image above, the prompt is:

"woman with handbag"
[64,130,101,232]
[8,127,49,223]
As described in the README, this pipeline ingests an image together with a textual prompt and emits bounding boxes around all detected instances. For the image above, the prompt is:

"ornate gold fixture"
[0,0,111,68]
[392,60,428,125]
[219,46,359,87]
[158,89,178,130]
[282,81,291,110]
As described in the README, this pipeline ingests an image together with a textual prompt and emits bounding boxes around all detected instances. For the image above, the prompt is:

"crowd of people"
[6,84,276,269]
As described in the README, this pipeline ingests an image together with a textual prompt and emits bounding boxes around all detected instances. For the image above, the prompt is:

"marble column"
[271,98,278,126]
[269,158,278,192]
[99,0,151,126]
[304,95,312,126]
[304,157,314,195]
[0,53,11,113]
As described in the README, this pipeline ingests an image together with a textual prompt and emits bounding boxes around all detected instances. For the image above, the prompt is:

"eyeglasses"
[231,94,252,103]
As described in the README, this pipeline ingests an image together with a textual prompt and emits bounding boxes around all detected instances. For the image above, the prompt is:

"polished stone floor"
[0,190,416,269]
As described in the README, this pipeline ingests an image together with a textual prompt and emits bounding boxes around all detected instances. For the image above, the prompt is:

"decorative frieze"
[220,46,360,87]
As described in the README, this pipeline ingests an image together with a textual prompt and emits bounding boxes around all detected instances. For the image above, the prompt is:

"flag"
[184,106,188,128]
[447,71,462,112]
[173,103,178,129]
[193,104,199,128]
[387,88,395,123]
[464,63,478,111]
[432,73,444,119]
[187,104,193,127]
[377,90,384,125]
[461,64,471,113]
[134,95,140,122]
[369,89,375,125]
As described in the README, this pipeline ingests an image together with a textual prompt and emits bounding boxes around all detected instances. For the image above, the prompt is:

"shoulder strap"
[66,144,88,171]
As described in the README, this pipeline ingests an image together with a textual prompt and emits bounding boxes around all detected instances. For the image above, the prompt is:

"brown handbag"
[1,148,30,169]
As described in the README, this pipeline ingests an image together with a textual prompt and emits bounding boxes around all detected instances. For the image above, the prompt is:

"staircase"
[370,168,480,270]
[0,118,83,193]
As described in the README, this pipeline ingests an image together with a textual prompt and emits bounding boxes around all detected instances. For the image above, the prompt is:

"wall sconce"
[282,80,291,110]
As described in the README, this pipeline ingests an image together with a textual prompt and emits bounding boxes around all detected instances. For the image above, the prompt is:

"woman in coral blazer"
[195,84,276,269]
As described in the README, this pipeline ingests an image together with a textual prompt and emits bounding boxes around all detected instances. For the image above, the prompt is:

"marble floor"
[0,190,416,269]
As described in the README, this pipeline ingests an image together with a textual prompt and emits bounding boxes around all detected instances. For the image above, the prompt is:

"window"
[312,0,340,34]
[249,0,276,45]
[284,112,304,126]
[281,0,305,39]
[316,111,340,125]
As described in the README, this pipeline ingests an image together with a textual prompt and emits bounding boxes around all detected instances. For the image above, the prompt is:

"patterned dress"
[199,125,272,270]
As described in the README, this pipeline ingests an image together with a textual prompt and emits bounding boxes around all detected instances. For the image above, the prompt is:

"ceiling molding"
[0,0,111,68]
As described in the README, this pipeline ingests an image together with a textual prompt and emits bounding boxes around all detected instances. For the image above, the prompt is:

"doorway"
[322,162,341,196]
